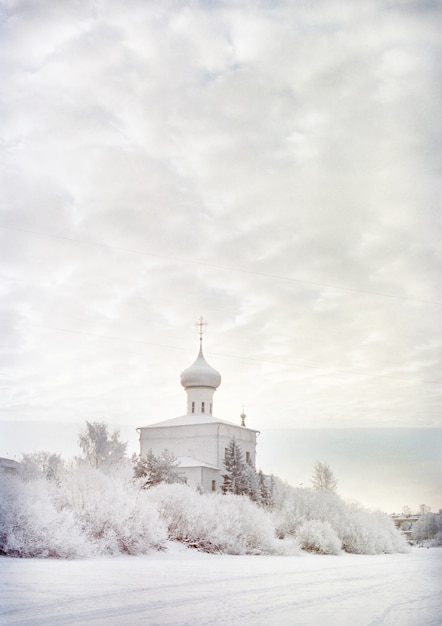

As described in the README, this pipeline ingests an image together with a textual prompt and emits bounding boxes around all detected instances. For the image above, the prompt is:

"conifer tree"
[258,470,274,508]
[245,463,261,503]
[222,438,250,496]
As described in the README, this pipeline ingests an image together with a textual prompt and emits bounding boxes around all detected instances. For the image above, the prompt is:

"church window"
[211,480,216,491]
[201,402,205,413]
[246,451,251,464]
[191,402,195,413]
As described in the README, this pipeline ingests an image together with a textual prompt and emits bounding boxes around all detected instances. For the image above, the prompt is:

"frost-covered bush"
[0,467,166,558]
[147,483,216,551]
[272,480,408,555]
[60,466,167,555]
[0,474,90,558]
[212,492,283,555]
[338,506,408,554]
[1,456,409,559]
[272,485,338,538]
[147,483,282,555]
[297,520,341,554]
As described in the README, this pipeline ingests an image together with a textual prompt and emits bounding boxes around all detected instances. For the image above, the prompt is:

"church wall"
[139,422,257,470]
[181,466,220,492]
[216,423,257,468]
[139,423,222,468]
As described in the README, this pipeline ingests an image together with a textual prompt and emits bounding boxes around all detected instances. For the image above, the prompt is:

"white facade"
[138,338,259,492]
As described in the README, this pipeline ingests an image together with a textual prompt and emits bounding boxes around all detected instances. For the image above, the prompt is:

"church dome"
[180,345,222,389]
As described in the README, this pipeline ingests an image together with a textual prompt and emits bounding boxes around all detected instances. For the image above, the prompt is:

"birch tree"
[78,421,127,469]
[311,461,338,493]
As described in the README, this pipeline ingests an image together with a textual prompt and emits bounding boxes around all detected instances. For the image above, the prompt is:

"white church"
[137,322,259,492]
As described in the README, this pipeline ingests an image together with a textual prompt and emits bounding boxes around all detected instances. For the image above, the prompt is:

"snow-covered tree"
[258,470,275,508]
[414,512,442,544]
[222,438,251,496]
[133,449,186,489]
[78,421,127,470]
[311,461,338,493]
[20,451,64,481]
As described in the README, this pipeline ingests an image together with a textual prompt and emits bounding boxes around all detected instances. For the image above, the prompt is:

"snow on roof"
[0,457,21,472]
[177,456,220,470]
[138,414,259,432]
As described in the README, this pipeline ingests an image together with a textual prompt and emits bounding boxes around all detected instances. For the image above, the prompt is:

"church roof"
[180,342,221,389]
[177,456,220,470]
[0,457,21,472]
[138,414,260,433]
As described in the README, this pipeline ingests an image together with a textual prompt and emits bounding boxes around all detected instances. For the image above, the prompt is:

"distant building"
[391,513,421,543]
[137,324,259,492]
[0,457,21,474]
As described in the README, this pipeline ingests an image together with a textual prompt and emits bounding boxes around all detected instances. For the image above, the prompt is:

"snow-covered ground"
[0,545,440,626]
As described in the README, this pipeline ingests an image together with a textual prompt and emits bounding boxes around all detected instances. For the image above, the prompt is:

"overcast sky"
[1,1,441,508]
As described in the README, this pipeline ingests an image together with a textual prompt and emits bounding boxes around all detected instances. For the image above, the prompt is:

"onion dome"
[180,344,222,389]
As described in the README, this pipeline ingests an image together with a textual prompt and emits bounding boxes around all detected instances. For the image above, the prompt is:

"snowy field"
[1,545,441,626]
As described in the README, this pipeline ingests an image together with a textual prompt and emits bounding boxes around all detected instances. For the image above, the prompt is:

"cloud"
[0,0,441,440]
